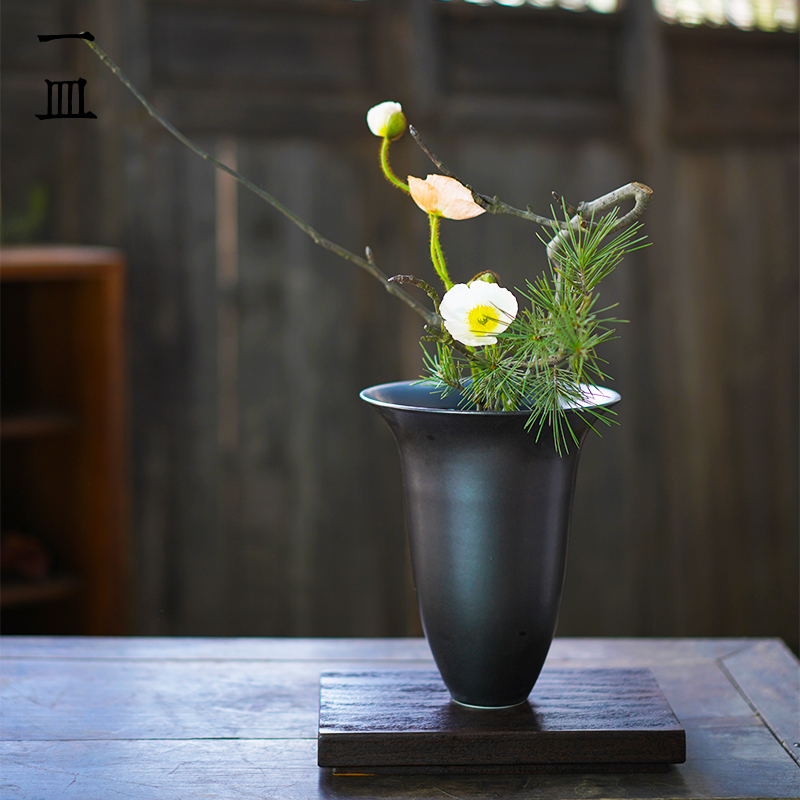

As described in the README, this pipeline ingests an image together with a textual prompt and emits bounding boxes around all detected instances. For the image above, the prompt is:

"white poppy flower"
[439,282,518,346]
[407,174,486,220]
[366,101,406,139]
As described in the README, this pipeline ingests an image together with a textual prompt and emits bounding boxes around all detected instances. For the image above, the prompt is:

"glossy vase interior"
[361,380,620,708]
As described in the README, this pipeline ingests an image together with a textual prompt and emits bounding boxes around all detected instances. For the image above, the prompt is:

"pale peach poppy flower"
[407,175,486,220]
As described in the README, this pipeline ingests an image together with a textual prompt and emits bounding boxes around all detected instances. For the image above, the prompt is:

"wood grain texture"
[1,736,798,799]
[721,639,800,767]
[0,634,758,661]
[1,637,798,799]
[641,144,799,650]
[150,2,370,90]
[0,0,796,648]
[666,25,799,140]
[440,5,620,99]
[318,668,685,770]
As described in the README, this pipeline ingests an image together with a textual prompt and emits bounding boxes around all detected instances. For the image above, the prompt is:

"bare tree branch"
[409,125,653,243]
[577,182,653,234]
[84,35,652,335]
[409,126,556,226]
[83,38,439,328]
[547,182,653,264]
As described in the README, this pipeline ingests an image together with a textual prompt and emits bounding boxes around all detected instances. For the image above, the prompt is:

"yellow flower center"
[467,304,500,334]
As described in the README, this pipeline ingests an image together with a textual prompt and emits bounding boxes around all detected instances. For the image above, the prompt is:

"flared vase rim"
[360,380,621,415]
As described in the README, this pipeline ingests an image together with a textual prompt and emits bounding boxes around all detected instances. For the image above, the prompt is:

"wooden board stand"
[318,668,686,774]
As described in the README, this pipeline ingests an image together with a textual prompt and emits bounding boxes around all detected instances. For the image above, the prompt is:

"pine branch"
[546,184,653,264]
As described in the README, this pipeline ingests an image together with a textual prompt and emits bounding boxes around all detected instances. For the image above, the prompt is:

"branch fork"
[84,38,651,333]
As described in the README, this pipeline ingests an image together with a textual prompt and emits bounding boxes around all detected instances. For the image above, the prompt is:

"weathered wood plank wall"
[2,0,797,651]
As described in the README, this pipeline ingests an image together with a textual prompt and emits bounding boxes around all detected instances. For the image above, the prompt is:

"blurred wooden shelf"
[0,245,129,635]
[0,575,80,608]
[0,411,79,439]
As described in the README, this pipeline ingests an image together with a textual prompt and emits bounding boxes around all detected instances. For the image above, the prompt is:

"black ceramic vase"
[361,380,620,708]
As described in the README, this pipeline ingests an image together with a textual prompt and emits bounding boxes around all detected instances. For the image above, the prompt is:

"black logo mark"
[36,32,96,120]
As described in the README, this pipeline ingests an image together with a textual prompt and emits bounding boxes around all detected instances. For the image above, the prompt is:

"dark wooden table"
[1,636,798,799]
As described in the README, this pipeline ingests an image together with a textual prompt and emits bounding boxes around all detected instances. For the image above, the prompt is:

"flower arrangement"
[366,103,650,450]
[85,42,652,453]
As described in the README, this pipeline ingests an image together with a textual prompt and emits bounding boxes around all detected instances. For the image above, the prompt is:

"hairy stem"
[428,214,453,290]
[379,137,409,193]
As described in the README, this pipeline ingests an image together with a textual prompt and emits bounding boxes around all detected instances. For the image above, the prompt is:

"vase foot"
[451,697,529,710]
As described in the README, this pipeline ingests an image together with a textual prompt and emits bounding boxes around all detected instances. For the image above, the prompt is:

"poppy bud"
[469,271,500,286]
[367,101,407,140]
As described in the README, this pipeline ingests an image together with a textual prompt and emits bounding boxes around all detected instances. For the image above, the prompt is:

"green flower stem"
[429,214,453,290]
[434,231,448,286]
[469,359,480,401]
[379,137,409,193]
